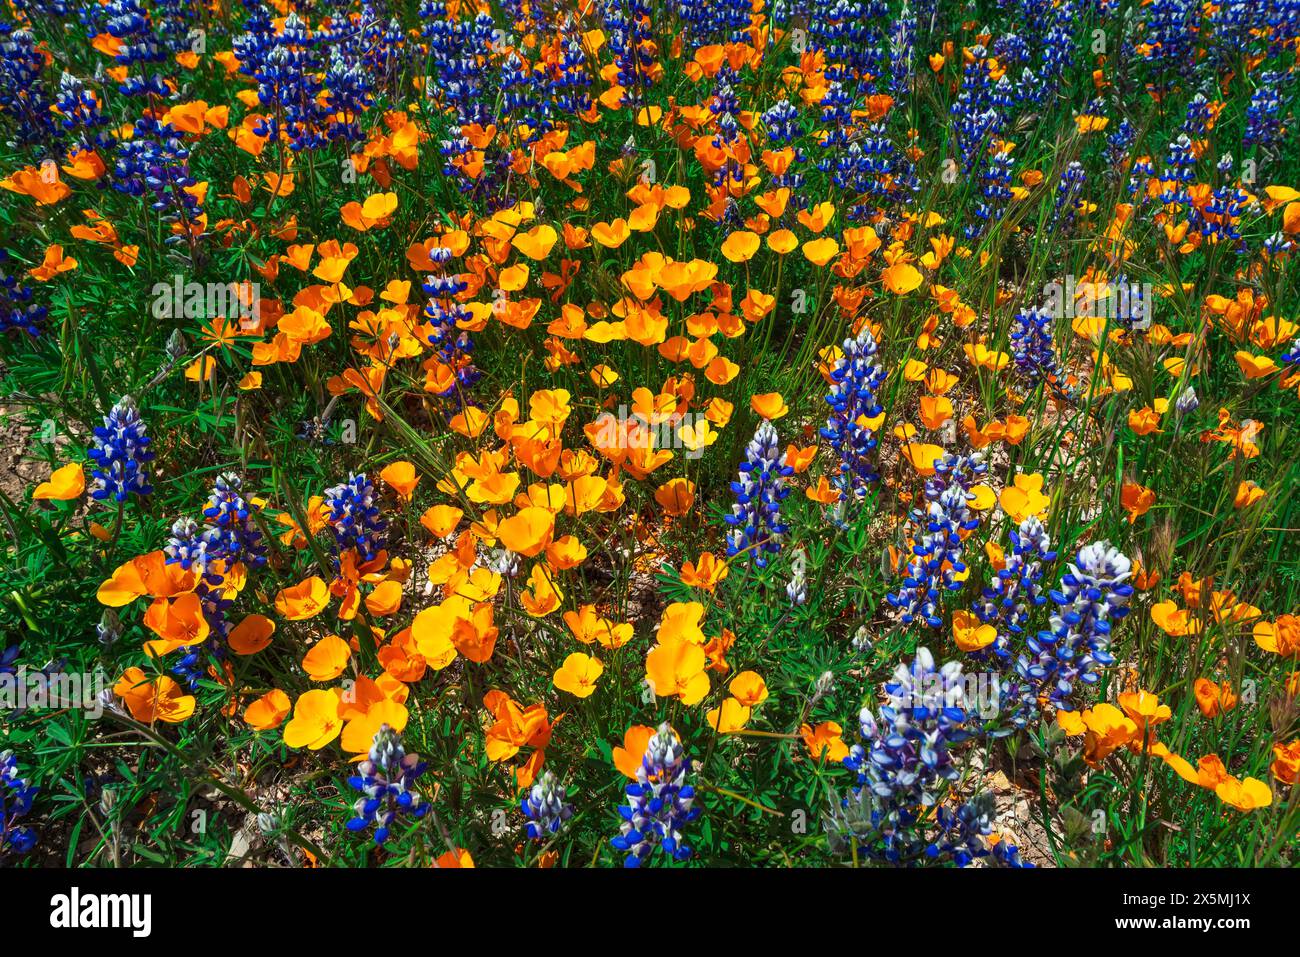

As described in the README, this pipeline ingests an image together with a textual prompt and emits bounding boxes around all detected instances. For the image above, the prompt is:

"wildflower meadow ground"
[1,0,1299,877]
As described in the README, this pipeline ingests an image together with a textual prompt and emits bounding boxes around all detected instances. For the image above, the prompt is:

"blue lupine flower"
[931,792,1032,867]
[724,420,792,568]
[1189,184,1250,251]
[548,38,594,116]
[829,648,971,863]
[834,125,917,217]
[1157,133,1197,206]
[103,0,169,97]
[521,770,574,840]
[346,725,428,845]
[54,72,112,152]
[150,0,192,57]
[1181,93,1213,139]
[423,246,480,405]
[1,750,39,858]
[0,25,56,147]
[165,516,213,573]
[422,4,493,127]
[887,452,987,627]
[611,722,699,867]
[760,97,807,199]
[950,48,1003,175]
[605,0,657,108]
[200,473,267,570]
[1009,305,1059,385]
[235,11,329,151]
[763,97,802,145]
[1105,118,1136,173]
[1017,541,1133,710]
[325,473,387,563]
[1050,161,1087,232]
[677,0,752,46]
[1034,0,1078,99]
[88,395,155,503]
[810,0,889,85]
[162,472,268,685]
[1281,337,1300,367]
[352,10,407,101]
[887,5,914,101]
[112,115,204,245]
[1127,154,1155,199]
[321,51,375,145]
[972,516,1057,667]
[1139,0,1198,96]
[0,645,18,679]
[1244,71,1289,154]
[500,51,543,131]
[991,31,1031,71]
[966,146,1014,239]
[1,249,48,337]
[821,325,887,501]
[818,80,855,153]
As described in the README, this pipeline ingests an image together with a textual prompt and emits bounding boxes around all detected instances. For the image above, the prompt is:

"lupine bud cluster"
[786,548,808,606]
[521,770,574,840]
[1174,386,1200,417]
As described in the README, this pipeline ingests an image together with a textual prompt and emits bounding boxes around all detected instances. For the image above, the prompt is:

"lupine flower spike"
[612,723,699,867]
[346,725,428,845]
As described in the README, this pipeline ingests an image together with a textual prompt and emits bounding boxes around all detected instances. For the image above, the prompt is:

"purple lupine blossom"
[522,770,574,840]
[611,722,699,867]
[1017,541,1133,710]
[887,452,987,627]
[821,325,887,501]
[829,648,972,863]
[725,420,793,568]
[346,725,428,845]
[325,473,387,563]
[88,395,154,503]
